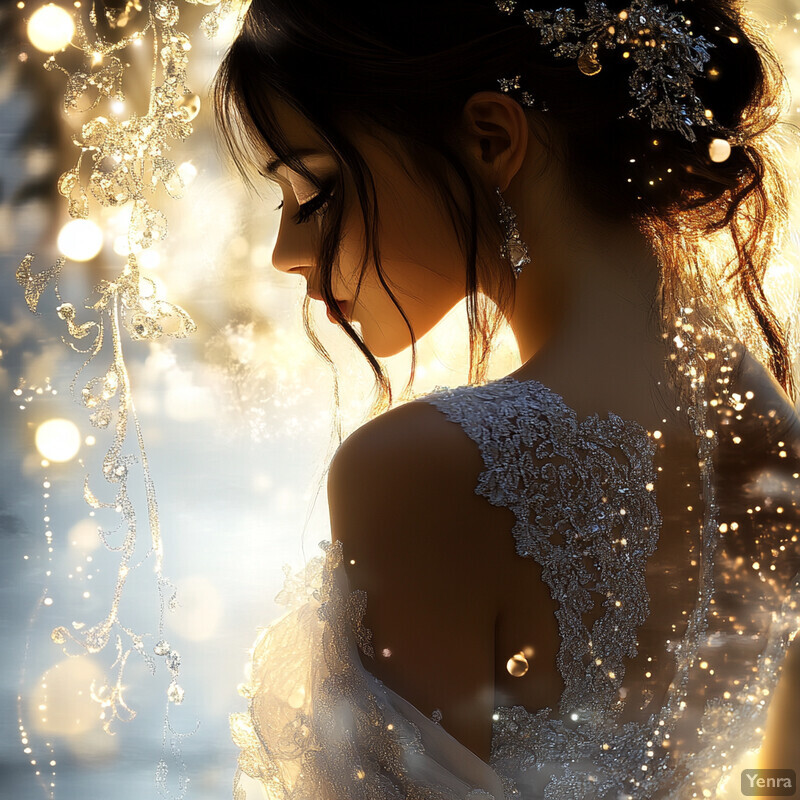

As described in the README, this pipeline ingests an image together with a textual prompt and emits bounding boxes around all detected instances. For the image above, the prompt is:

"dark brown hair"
[213,0,796,415]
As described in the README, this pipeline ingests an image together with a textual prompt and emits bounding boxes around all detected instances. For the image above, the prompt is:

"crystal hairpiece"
[496,0,716,142]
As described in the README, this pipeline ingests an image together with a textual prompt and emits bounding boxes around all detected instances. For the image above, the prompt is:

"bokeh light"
[68,519,101,552]
[35,419,81,463]
[27,4,75,53]
[29,656,107,737]
[708,138,733,163]
[57,219,103,262]
[177,161,198,186]
[137,248,160,270]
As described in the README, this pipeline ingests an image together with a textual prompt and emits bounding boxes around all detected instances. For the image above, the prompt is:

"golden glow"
[27,3,75,53]
[177,161,198,186]
[287,686,306,709]
[137,249,160,270]
[709,138,732,163]
[29,656,109,736]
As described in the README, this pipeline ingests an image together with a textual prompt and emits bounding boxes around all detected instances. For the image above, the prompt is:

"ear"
[459,92,529,193]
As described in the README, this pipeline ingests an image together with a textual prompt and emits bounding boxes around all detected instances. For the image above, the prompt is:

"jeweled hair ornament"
[496,0,720,142]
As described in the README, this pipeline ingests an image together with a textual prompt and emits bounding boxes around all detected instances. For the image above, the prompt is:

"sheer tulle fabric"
[230,538,506,799]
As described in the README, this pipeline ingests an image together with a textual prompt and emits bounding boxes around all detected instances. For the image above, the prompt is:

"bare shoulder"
[327,397,500,570]
[325,398,506,762]
[328,399,481,504]
[722,343,800,444]
[330,396,477,459]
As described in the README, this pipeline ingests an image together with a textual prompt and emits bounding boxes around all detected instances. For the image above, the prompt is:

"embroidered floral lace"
[229,328,800,799]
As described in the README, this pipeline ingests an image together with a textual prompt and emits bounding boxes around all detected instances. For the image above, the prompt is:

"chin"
[359,327,412,359]
[362,340,409,359]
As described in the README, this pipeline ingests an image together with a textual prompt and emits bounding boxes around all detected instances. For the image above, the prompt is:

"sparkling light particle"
[708,138,732,163]
[177,161,198,186]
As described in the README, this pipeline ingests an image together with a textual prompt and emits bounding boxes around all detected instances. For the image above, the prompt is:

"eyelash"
[275,183,335,224]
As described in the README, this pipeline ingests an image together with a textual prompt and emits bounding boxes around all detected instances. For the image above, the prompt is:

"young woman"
[217,0,800,796]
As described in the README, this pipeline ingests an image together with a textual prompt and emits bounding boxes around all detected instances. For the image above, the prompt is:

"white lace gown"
[229,332,800,799]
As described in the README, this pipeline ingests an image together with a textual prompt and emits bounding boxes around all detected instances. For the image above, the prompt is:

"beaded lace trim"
[422,376,679,798]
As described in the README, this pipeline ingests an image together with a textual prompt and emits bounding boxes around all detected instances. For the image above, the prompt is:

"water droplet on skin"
[507,651,530,677]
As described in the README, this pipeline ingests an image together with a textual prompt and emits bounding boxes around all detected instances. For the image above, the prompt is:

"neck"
[491,184,665,380]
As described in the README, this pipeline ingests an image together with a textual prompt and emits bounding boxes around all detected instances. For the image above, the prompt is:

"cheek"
[382,180,463,271]
[324,164,465,356]
[336,180,464,295]
[341,236,465,358]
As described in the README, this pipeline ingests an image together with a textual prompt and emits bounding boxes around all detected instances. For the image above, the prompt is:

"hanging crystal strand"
[12,1,239,798]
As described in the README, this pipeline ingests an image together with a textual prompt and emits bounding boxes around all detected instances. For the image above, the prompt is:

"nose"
[270,213,315,276]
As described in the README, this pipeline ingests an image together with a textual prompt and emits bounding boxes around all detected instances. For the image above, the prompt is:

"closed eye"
[274,180,336,225]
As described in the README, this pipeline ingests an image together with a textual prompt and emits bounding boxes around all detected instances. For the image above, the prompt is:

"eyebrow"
[264,148,326,175]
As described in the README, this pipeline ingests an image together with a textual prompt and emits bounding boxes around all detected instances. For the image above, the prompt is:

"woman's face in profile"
[261,98,471,357]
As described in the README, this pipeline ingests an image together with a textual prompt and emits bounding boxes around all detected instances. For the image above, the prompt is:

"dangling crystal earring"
[495,186,530,279]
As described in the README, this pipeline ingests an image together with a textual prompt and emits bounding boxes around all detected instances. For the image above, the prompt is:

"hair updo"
[213,0,796,412]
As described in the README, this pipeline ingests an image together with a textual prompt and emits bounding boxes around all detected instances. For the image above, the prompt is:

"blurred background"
[0,1,798,799]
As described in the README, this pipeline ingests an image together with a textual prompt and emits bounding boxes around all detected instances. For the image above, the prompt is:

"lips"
[333,299,351,319]
[327,299,352,322]
[308,291,352,321]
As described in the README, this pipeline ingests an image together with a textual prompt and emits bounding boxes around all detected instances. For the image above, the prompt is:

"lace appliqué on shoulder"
[422,376,661,726]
